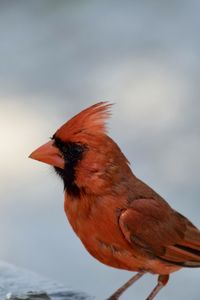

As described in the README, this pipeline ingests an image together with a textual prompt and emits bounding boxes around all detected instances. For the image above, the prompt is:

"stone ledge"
[0,261,92,300]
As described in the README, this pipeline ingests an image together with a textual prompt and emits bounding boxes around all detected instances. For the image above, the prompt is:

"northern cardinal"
[29,102,200,300]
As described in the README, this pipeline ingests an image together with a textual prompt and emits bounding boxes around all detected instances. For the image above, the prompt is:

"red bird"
[29,102,200,299]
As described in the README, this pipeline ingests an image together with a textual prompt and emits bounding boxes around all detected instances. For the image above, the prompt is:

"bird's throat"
[54,165,81,197]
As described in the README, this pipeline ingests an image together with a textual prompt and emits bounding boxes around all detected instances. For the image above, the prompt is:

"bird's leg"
[107,271,145,300]
[146,274,169,300]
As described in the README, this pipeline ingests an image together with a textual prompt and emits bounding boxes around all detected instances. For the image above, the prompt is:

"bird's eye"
[74,144,84,153]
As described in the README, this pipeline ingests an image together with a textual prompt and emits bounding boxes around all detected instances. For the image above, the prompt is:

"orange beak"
[29,141,64,169]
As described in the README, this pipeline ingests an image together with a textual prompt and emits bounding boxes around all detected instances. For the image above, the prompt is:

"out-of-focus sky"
[0,1,200,299]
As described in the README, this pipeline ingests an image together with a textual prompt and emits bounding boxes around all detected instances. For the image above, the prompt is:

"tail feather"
[181,261,200,267]
[163,245,200,263]
[160,224,200,268]
[159,257,200,268]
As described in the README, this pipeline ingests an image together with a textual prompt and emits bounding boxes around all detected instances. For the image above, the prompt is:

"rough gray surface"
[0,261,92,300]
[6,291,51,300]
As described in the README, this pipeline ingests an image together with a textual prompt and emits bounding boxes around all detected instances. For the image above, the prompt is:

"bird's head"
[29,102,130,196]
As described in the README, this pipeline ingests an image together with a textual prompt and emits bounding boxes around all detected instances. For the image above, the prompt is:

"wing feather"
[119,198,200,267]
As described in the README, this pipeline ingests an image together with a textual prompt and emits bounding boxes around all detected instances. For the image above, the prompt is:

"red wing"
[119,198,200,267]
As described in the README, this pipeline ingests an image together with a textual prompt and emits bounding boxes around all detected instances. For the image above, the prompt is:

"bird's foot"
[107,272,145,299]
[145,274,169,300]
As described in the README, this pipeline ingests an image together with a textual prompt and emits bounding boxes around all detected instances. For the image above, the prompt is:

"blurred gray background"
[0,1,200,299]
